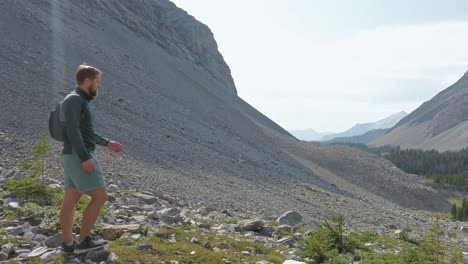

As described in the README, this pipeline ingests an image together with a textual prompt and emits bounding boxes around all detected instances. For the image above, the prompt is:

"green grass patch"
[3,178,107,235]
[107,226,286,264]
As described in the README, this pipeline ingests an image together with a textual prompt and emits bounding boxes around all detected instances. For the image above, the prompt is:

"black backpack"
[49,91,81,142]
[48,101,66,142]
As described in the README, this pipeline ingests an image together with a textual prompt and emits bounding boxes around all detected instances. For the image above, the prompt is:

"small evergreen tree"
[457,206,464,221]
[450,204,457,220]
[463,197,468,221]
[18,133,59,181]
[420,217,445,263]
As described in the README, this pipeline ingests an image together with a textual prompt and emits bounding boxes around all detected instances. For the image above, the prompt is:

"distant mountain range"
[291,111,407,142]
[320,111,407,141]
[322,128,389,144]
[288,128,333,141]
[370,71,468,151]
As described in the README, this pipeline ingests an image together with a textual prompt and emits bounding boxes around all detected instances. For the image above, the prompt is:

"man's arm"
[94,132,110,147]
[62,96,91,162]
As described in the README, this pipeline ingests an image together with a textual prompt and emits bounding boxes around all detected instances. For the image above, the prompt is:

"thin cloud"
[243,20,468,131]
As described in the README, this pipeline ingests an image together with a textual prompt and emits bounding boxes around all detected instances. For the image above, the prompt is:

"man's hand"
[107,141,125,153]
[82,159,96,173]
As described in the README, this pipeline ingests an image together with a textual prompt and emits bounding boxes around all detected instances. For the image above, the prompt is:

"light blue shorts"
[61,149,106,193]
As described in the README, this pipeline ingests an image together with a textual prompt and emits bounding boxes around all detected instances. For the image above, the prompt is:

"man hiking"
[59,64,124,253]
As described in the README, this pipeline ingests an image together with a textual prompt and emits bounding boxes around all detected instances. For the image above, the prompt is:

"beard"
[88,84,98,97]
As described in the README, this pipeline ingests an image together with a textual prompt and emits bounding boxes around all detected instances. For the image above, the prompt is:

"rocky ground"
[0,168,323,263]
[1,171,468,263]
[0,129,465,237]
[1,130,468,263]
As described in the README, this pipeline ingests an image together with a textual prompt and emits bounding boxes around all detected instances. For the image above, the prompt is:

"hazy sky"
[171,0,468,132]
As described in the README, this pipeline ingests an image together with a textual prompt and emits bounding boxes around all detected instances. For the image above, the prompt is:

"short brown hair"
[75,65,101,85]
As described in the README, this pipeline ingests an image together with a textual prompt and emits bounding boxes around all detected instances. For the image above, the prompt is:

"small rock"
[211,223,244,233]
[12,170,26,180]
[462,251,468,260]
[107,252,119,262]
[257,226,275,237]
[242,219,264,231]
[212,247,221,252]
[6,225,25,236]
[132,192,157,204]
[15,249,30,255]
[137,244,153,250]
[154,207,183,224]
[40,250,61,263]
[0,252,8,261]
[68,258,81,264]
[169,233,176,243]
[282,260,306,264]
[107,194,117,203]
[27,246,50,258]
[198,222,211,230]
[221,209,232,216]
[203,240,211,248]
[1,243,14,255]
[7,201,20,209]
[102,224,141,240]
[23,231,36,240]
[277,211,302,226]
[277,236,295,247]
[197,206,216,216]
[131,234,141,240]
[34,234,48,242]
[85,247,109,261]
[107,184,119,193]
[119,232,132,239]
[130,215,146,222]
[460,226,468,234]
[191,237,199,243]
[45,232,69,248]
[206,211,229,221]
[130,205,144,212]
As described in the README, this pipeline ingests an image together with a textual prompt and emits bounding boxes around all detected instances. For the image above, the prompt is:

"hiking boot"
[60,241,76,253]
[74,235,108,254]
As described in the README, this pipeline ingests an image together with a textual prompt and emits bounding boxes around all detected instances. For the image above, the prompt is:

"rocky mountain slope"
[0,0,455,236]
[370,72,468,151]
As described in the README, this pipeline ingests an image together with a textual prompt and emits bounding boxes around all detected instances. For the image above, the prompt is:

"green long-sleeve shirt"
[61,86,109,162]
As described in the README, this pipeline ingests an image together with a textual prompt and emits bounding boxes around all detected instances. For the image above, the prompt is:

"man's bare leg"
[78,187,107,241]
[60,187,83,244]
